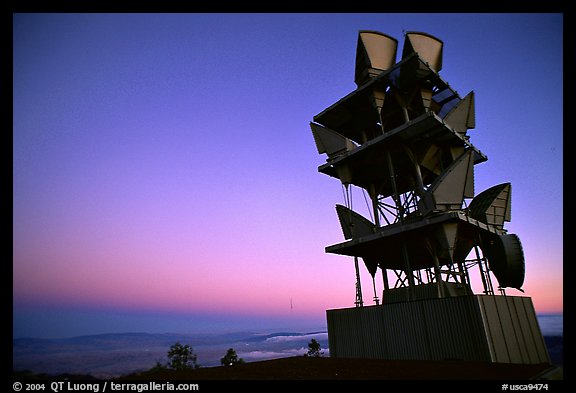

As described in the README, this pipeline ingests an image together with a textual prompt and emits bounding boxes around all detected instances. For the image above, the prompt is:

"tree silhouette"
[166,342,199,370]
[220,348,244,366]
[306,339,323,357]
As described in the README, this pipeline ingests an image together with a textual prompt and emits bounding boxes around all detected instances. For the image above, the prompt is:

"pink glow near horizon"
[13,201,354,317]
[13,227,563,315]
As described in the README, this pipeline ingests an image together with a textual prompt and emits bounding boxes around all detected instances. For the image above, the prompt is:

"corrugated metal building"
[327,295,550,364]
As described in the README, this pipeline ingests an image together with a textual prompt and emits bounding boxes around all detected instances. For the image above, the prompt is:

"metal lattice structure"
[311,30,524,305]
[311,31,550,364]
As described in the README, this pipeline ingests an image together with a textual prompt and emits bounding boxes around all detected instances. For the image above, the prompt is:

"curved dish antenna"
[468,183,512,230]
[355,30,398,86]
[335,204,376,240]
[310,122,356,160]
[483,233,525,290]
[443,91,476,136]
[401,31,443,72]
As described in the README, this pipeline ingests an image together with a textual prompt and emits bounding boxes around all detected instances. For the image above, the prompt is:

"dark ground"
[119,356,556,380]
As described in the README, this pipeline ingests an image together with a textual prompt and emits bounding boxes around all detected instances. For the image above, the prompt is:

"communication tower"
[311,31,550,364]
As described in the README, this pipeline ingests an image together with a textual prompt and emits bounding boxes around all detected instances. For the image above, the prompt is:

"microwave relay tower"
[310,31,550,364]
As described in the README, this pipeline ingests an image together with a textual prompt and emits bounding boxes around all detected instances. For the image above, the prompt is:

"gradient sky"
[13,13,563,338]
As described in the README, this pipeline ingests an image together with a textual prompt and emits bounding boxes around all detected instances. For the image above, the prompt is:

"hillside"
[120,356,557,380]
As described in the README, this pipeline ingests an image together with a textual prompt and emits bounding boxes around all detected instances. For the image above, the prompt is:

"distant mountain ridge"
[14,330,329,348]
[245,331,327,342]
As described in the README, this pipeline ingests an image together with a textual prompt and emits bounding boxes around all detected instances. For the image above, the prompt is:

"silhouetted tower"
[311,31,550,364]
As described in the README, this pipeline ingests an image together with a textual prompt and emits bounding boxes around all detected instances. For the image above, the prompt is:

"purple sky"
[13,13,563,338]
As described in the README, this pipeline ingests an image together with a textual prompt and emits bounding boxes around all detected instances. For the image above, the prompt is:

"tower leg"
[354,256,363,307]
